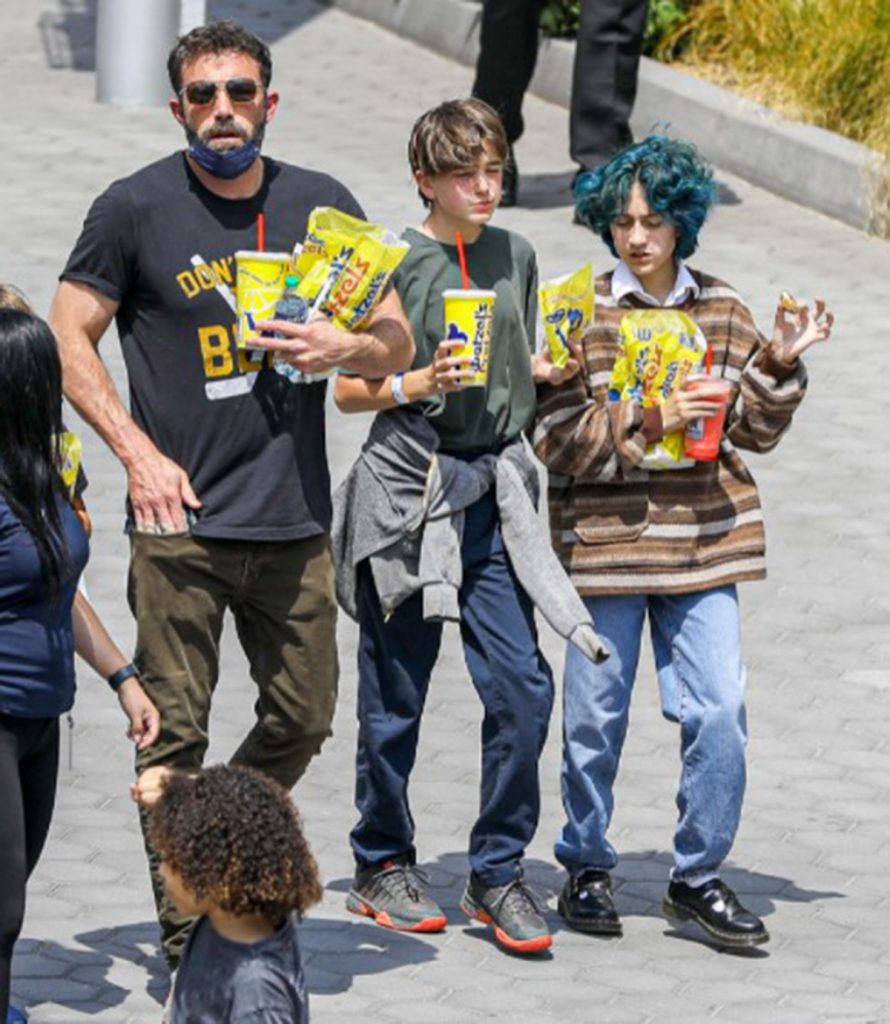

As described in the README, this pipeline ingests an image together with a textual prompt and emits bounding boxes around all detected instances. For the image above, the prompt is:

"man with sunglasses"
[49,19,413,970]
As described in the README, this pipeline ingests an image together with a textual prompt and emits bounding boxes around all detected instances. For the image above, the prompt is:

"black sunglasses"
[181,77,261,106]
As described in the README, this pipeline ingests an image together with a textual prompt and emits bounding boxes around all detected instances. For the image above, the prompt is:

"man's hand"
[250,317,358,374]
[770,296,834,363]
[128,445,201,534]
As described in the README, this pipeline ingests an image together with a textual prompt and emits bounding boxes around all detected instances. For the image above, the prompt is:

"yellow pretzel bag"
[538,263,594,368]
[57,432,83,499]
[609,309,707,469]
[292,208,409,331]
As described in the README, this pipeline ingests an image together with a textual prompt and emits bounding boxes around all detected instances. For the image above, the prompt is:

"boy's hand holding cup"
[441,288,496,387]
[424,338,476,393]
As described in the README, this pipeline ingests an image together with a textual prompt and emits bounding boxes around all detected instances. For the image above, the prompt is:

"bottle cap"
[284,274,299,288]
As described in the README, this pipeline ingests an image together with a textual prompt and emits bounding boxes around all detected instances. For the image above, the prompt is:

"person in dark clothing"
[472,0,649,206]
[50,19,413,969]
[0,308,159,1024]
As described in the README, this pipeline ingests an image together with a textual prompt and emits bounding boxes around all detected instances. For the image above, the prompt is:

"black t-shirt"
[61,153,364,540]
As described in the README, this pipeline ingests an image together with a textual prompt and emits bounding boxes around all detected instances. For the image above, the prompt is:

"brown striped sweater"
[532,268,808,595]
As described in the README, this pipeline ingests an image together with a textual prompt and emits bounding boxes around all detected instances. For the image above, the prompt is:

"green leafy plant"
[538,0,694,54]
[539,0,578,38]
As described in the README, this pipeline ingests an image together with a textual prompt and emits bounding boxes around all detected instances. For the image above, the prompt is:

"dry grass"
[660,0,890,159]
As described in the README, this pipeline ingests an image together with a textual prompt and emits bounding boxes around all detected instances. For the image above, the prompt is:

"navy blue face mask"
[187,134,261,180]
[185,114,267,181]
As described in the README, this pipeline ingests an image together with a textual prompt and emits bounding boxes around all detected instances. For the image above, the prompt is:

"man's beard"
[184,115,268,180]
[185,115,267,152]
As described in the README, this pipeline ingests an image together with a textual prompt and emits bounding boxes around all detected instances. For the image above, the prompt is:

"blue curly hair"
[574,135,717,259]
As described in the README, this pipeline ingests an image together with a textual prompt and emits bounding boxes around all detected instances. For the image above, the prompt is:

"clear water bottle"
[270,275,333,384]
[271,275,309,384]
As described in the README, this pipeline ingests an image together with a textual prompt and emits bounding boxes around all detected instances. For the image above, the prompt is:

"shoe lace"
[494,876,545,917]
[378,863,430,903]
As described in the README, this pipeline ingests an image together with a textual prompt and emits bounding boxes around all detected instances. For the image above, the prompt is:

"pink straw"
[455,232,470,290]
[256,213,266,252]
[704,343,713,375]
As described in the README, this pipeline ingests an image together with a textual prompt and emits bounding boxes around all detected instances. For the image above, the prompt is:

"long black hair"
[0,309,68,598]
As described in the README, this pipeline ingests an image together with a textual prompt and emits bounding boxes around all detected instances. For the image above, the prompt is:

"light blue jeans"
[555,586,748,884]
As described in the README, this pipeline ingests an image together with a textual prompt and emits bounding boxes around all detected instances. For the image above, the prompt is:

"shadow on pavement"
[302,916,439,994]
[513,171,575,211]
[75,922,168,1005]
[39,0,97,70]
[513,171,742,212]
[11,933,135,1016]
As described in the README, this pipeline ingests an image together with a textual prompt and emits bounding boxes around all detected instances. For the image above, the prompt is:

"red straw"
[704,343,713,375]
[455,232,470,290]
[256,212,266,252]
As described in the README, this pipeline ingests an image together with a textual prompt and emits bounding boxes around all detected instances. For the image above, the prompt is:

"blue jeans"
[350,492,554,886]
[556,586,747,884]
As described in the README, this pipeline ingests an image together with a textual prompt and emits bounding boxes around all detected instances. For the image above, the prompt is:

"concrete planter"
[321,0,889,236]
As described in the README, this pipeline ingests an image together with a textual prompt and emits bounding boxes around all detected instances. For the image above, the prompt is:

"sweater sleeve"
[725,300,808,454]
[531,327,658,480]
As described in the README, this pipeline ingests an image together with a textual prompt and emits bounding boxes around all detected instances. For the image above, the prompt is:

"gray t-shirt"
[172,914,307,1023]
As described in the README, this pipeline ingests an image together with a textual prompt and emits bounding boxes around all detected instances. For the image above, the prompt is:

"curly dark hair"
[150,765,322,924]
[167,20,272,93]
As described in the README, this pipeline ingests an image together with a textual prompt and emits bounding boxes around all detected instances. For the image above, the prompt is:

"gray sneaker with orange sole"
[347,859,447,933]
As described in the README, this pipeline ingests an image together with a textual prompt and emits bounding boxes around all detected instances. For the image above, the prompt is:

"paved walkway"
[3,0,889,1020]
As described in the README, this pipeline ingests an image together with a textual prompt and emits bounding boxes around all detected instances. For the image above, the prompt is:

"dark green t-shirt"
[393,226,538,451]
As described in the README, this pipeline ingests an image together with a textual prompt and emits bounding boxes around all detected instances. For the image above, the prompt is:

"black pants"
[0,714,59,1017]
[473,0,648,168]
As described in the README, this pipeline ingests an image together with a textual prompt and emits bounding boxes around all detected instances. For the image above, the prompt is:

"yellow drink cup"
[234,250,292,348]
[442,288,496,388]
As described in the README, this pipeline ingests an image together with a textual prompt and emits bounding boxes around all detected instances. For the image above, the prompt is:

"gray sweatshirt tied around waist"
[332,408,607,664]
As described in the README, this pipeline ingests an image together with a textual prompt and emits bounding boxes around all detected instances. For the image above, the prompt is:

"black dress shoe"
[557,869,622,935]
[500,145,518,207]
[663,879,769,948]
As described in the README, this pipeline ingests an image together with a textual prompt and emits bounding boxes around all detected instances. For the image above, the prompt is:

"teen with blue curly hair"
[533,136,834,949]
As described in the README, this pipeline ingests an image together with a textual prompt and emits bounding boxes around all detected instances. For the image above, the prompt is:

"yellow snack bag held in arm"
[538,263,594,369]
[609,309,707,470]
[292,207,410,332]
[57,432,83,499]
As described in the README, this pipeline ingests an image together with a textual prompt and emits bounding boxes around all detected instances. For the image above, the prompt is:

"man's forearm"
[339,314,414,377]
[56,325,155,472]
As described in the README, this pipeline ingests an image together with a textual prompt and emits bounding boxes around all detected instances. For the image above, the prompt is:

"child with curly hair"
[133,764,321,1023]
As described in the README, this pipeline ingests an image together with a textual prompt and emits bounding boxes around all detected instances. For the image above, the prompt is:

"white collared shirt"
[611,260,700,308]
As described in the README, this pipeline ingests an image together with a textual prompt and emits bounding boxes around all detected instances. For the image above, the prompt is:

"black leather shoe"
[557,869,622,935]
[500,145,518,207]
[663,879,769,948]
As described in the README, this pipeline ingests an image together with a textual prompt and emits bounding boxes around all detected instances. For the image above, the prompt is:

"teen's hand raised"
[770,297,834,363]
[532,341,582,385]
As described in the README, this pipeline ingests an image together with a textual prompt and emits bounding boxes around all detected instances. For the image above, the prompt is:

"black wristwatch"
[107,663,139,691]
